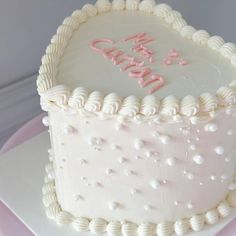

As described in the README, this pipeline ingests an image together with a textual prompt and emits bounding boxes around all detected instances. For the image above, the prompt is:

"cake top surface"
[57,10,235,98]
[37,0,236,116]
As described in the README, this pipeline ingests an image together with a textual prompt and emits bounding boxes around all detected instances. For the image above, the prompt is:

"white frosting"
[107,221,121,236]
[112,0,125,10]
[192,30,210,45]
[96,0,112,13]
[46,202,61,219]
[220,43,236,59]
[227,191,236,206]
[140,95,160,116]
[165,10,182,25]
[126,0,140,10]
[121,222,137,236]
[166,157,177,167]
[72,217,90,232]
[172,18,187,32]
[174,219,189,235]
[68,87,89,109]
[189,215,204,232]
[217,201,231,218]
[153,4,172,18]
[193,154,204,165]
[180,25,196,39]
[180,95,200,116]
[138,223,155,236]
[231,54,236,67]
[139,0,156,13]
[205,209,219,225]
[156,222,173,236]
[89,218,108,234]
[71,10,87,23]
[119,96,140,116]
[208,36,225,51]
[199,93,218,112]
[56,211,74,225]
[102,93,122,114]
[217,86,236,105]
[204,123,218,132]
[62,17,80,31]
[161,95,179,116]
[84,91,104,112]
[82,4,98,18]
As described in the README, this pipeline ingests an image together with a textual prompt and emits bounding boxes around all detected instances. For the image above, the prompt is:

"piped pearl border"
[43,161,236,236]
[37,0,236,118]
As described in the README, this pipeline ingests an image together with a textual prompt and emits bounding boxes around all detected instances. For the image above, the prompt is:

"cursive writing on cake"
[90,32,188,94]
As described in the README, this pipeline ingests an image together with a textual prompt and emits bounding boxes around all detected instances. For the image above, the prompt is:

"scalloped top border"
[37,0,236,118]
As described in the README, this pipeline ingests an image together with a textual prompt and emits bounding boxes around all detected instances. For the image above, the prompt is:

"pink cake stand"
[0,113,235,236]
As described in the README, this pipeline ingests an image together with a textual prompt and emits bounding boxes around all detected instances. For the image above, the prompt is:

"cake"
[37,0,236,235]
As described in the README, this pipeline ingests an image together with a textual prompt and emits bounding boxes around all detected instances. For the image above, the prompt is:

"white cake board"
[0,131,235,236]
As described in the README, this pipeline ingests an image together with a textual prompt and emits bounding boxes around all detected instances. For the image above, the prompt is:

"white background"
[0,0,236,147]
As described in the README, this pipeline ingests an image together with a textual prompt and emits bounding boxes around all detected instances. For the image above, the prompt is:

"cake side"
[48,107,236,223]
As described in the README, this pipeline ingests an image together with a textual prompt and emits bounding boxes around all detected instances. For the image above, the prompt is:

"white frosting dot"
[130,188,139,195]
[48,170,55,180]
[150,179,161,189]
[225,157,231,163]
[75,194,84,201]
[64,125,75,135]
[93,182,102,188]
[221,174,228,180]
[115,123,123,131]
[214,146,225,155]
[111,144,120,150]
[88,137,103,146]
[133,139,145,150]
[186,173,194,180]
[152,131,160,137]
[95,137,103,145]
[80,159,88,165]
[108,201,119,211]
[146,150,155,158]
[229,183,236,191]
[174,201,179,206]
[204,123,218,132]
[187,203,194,209]
[124,170,135,176]
[193,154,205,165]
[118,157,127,164]
[189,144,196,151]
[144,204,152,211]
[159,135,171,144]
[210,175,216,181]
[106,168,114,175]
[88,137,96,146]
[81,176,87,181]
[227,130,234,136]
[42,116,49,126]
[166,157,177,166]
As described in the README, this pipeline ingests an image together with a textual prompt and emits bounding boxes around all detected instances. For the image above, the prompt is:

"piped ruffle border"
[43,161,236,236]
[37,0,236,118]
